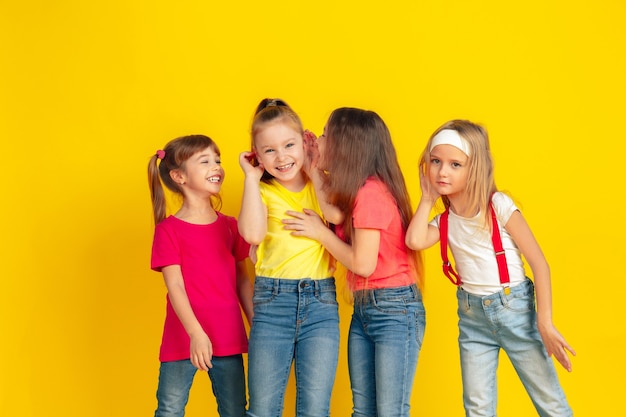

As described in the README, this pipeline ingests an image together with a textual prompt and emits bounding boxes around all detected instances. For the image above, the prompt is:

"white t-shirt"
[430,192,527,295]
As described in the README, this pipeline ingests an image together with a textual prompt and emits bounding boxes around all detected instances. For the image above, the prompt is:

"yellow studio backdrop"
[1,0,623,415]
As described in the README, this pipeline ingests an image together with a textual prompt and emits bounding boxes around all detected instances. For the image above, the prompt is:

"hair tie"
[156,150,166,160]
[267,98,288,108]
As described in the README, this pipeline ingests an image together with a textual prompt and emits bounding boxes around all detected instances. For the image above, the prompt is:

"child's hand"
[303,129,317,143]
[239,151,264,180]
[419,164,440,203]
[538,323,576,372]
[249,244,258,265]
[282,208,326,241]
[303,130,320,176]
[189,331,213,371]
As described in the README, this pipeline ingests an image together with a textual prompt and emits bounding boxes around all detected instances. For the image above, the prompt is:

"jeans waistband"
[254,276,336,293]
[354,283,421,304]
[458,277,533,303]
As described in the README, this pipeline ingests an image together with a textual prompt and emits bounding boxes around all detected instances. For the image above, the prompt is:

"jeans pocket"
[504,292,534,313]
[373,298,408,315]
[414,308,426,349]
[315,288,338,305]
[252,286,276,307]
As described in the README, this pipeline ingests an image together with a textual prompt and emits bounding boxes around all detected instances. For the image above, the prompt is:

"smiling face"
[177,145,224,196]
[253,121,306,191]
[427,144,470,199]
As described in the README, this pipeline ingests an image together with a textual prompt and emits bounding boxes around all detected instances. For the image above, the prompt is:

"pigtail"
[147,135,221,225]
[148,154,167,224]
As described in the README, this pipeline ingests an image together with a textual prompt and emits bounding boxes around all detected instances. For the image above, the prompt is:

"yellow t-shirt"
[256,179,332,279]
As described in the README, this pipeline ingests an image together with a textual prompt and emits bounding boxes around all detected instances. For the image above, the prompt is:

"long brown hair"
[322,107,424,287]
[147,134,221,224]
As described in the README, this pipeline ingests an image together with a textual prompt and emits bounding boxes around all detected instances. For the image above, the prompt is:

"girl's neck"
[176,197,218,225]
[447,195,478,218]
[275,172,307,193]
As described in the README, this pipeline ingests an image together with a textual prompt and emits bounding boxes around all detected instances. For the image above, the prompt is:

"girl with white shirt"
[406,119,574,416]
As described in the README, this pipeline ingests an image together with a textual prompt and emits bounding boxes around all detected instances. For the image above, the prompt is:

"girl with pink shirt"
[147,134,254,417]
[283,108,426,417]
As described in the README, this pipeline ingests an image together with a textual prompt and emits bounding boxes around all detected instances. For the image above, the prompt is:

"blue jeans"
[154,355,246,417]
[246,277,340,417]
[457,278,572,417]
[348,284,425,417]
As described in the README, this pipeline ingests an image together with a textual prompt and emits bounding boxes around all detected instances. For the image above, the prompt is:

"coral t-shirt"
[336,178,415,290]
[151,213,250,362]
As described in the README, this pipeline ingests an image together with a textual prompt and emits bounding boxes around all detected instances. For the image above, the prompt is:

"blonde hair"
[421,119,497,228]
[250,98,304,183]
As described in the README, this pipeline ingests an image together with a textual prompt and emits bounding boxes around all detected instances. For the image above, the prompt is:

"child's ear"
[170,169,185,185]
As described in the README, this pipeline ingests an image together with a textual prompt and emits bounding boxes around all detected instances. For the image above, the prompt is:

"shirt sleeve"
[150,221,181,272]
[492,192,519,225]
[429,213,441,229]
[228,216,250,262]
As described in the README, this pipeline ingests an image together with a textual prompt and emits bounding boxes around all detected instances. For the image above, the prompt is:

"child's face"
[316,122,329,170]
[254,121,305,190]
[179,146,224,196]
[428,144,469,198]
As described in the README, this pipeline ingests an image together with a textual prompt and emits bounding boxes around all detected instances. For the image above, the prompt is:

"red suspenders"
[439,208,461,286]
[439,202,511,294]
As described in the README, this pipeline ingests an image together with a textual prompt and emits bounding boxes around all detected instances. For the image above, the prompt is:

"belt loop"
[498,288,507,306]
[314,279,320,297]
[273,278,279,295]
[461,287,470,310]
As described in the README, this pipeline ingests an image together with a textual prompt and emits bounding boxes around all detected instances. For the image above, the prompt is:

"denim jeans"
[457,278,572,417]
[246,277,340,417]
[348,284,425,417]
[154,355,246,417]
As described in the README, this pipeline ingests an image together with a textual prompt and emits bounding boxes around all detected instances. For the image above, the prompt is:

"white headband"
[429,129,470,156]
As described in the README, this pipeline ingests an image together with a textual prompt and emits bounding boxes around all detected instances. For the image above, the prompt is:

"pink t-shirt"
[151,213,250,362]
[336,178,415,290]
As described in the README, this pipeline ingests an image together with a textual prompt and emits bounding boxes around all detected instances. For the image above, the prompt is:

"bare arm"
[235,259,254,326]
[283,208,380,277]
[162,265,213,370]
[238,151,268,245]
[505,210,576,371]
[406,169,441,250]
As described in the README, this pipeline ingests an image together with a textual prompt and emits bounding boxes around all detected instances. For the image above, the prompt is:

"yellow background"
[1,1,624,415]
